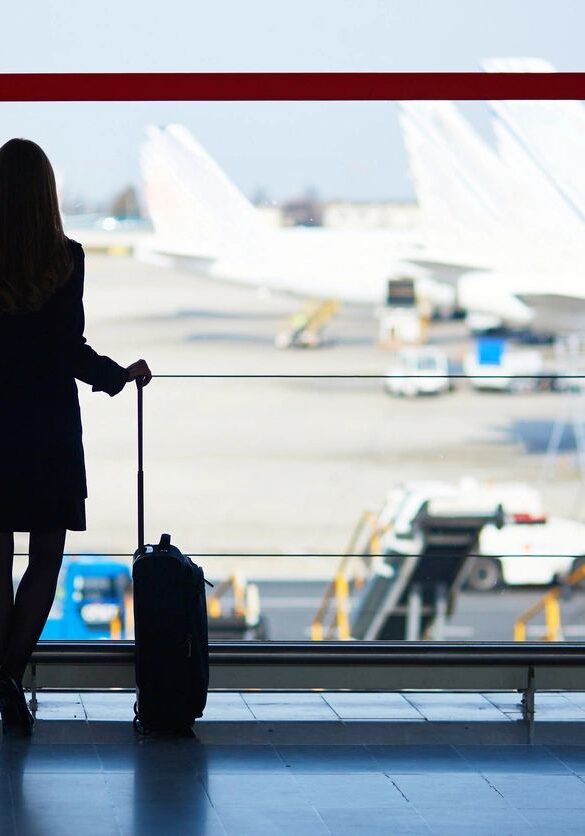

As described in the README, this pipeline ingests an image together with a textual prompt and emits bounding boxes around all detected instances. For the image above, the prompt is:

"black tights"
[0,529,66,684]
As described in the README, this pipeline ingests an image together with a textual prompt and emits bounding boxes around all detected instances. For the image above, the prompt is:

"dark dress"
[0,238,128,532]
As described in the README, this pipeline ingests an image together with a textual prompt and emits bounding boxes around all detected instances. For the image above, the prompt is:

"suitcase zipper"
[186,633,192,658]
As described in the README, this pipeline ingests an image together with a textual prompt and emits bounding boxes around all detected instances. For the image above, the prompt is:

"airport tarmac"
[12,253,585,590]
[253,581,585,642]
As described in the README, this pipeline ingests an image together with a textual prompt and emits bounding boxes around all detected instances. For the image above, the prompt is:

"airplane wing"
[516,292,585,334]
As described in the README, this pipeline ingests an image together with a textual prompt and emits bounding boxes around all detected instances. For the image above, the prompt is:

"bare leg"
[2,529,66,684]
[0,532,14,663]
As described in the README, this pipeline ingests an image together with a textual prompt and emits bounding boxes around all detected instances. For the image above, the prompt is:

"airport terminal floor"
[3,690,585,835]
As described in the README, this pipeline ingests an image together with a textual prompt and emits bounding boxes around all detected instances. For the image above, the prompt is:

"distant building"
[253,199,419,230]
[322,200,419,230]
[281,196,323,227]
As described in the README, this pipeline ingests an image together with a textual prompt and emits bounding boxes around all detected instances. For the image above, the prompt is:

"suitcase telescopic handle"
[137,378,144,551]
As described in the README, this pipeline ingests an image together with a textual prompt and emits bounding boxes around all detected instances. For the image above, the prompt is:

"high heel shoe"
[0,671,34,736]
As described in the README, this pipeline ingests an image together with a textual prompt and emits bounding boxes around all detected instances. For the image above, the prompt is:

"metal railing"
[22,640,585,741]
[12,370,585,651]
[515,563,585,641]
[311,510,386,641]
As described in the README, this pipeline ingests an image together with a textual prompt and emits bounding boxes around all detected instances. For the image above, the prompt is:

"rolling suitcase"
[132,380,210,734]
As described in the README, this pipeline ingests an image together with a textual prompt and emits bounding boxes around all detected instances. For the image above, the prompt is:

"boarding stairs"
[312,499,504,642]
[351,502,504,640]
[275,298,339,348]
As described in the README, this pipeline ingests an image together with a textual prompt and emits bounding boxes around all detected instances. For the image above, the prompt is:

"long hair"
[0,138,73,314]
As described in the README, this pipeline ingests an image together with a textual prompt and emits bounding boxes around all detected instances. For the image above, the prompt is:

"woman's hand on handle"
[126,359,152,387]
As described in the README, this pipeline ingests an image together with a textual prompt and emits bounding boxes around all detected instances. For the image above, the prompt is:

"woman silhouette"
[0,138,151,734]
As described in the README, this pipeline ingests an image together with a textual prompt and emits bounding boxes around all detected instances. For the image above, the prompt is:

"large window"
[4,1,585,645]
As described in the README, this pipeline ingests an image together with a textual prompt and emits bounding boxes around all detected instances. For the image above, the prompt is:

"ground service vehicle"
[463,337,543,392]
[377,480,585,591]
[384,347,450,397]
[41,559,132,640]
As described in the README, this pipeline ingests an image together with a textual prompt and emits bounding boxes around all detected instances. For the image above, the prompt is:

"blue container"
[476,337,505,366]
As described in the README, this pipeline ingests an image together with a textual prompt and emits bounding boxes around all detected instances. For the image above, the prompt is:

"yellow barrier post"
[310,621,324,641]
[208,597,222,619]
[514,620,527,642]
[311,510,392,641]
[124,591,134,639]
[110,611,122,640]
[334,574,351,640]
[544,597,562,642]
[513,562,585,641]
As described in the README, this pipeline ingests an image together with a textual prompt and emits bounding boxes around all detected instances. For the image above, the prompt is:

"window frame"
[5,70,585,654]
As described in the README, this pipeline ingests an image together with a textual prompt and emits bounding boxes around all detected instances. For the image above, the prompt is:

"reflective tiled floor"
[2,692,585,834]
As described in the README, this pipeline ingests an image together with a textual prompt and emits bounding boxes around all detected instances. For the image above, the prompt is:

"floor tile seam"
[320,696,343,721]
[481,773,529,807]
[100,776,125,836]
[331,709,428,721]
[416,810,462,834]
[231,694,255,721]
[392,770,517,807]
[452,743,569,772]
[563,696,585,711]
[89,730,109,778]
[473,767,574,778]
[194,775,227,826]
[473,770,585,780]
[235,713,339,722]
[540,744,583,775]
[416,807,534,832]
[78,692,90,722]
[387,776,412,805]
[394,693,428,722]
[242,704,262,722]
[266,773,390,789]
[540,693,585,710]
[311,805,334,835]
[230,694,259,721]
[433,743,469,768]
[481,692,520,720]
[198,775,264,836]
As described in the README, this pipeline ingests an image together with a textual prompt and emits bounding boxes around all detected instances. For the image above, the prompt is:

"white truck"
[463,338,544,392]
[377,479,585,591]
[384,347,451,397]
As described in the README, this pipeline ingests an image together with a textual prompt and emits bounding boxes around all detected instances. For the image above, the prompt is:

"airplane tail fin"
[399,95,583,269]
[398,100,508,263]
[482,57,585,224]
[140,124,262,258]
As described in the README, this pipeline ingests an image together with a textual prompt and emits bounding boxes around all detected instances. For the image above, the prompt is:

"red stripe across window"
[0,72,583,101]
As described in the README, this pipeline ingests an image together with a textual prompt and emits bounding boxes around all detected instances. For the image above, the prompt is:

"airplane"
[397,82,585,335]
[140,83,585,339]
[138,123,455,314]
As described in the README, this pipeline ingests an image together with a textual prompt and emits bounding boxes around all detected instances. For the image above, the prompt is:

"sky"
[0,0,583,206]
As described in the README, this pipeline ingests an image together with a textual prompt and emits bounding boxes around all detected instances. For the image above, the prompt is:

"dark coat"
[0,238,128,532]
